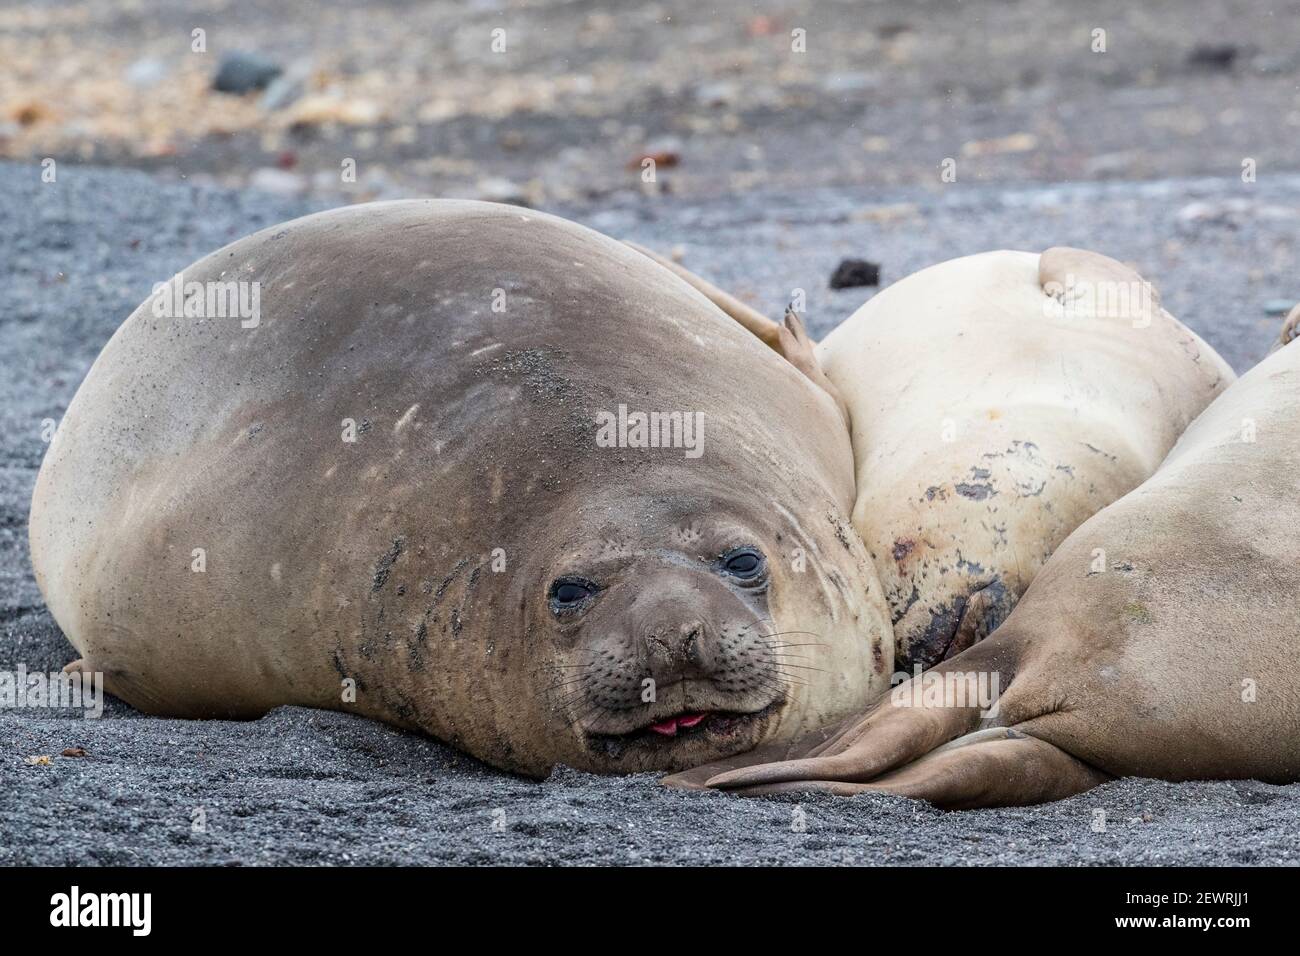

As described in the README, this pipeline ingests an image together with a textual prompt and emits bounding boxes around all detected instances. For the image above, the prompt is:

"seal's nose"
[644,618,710,683]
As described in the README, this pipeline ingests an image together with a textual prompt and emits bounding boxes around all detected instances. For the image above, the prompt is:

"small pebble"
[1186,44,1238,71]
[125,57,168,89]
[213,51,283,94]
[248,167,307,196]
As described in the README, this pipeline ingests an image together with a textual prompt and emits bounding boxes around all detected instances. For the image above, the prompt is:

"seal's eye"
[549,577,597,613]
[721,547,766,581]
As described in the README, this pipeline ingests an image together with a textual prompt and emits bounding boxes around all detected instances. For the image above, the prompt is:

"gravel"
[3,161,1299,865]
[6,0,1300,204]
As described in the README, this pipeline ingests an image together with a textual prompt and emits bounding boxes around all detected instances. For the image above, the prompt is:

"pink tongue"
[649,713,706,736]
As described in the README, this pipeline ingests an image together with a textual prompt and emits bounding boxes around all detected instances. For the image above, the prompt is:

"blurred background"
[4,0,1299,205]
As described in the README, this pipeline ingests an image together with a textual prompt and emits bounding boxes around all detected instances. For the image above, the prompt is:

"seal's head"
[510,474,887,774]
[547,533,786,766]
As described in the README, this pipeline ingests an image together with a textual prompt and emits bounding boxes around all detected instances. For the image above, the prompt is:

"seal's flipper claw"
[776,308,852,429]
[1272,302,1300,353]
[62,658,86,675]
[945,584,1002,660]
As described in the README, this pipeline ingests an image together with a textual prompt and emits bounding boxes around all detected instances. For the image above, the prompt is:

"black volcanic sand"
[2,163,1299,865]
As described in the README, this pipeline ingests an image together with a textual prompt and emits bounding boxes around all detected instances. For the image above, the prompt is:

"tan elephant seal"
[28,199,896,778]
[677,333,1300,807]
[637,247,1234,670]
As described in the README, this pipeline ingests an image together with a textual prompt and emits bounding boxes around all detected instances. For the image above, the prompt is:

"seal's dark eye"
[722,547,765,580]
[549,577,597,612]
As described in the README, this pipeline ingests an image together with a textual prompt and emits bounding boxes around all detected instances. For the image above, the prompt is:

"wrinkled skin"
[29,200,896,778]
[668,337,1300,807]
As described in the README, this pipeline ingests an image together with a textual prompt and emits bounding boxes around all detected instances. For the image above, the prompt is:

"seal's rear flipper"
[1038,246,1162,327]
[676,628,1029,793]
[717,730,1112,809]
[622,241,850,427]
[862,729,1112,809]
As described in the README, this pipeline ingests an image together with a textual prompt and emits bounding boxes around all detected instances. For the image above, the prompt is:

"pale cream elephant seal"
[27,200,897,778]
[820,249,1236,669]
[674,334,1300,807]
[642,247,1234,670]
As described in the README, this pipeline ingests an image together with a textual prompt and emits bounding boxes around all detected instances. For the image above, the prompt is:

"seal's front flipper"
[776,307,852,429]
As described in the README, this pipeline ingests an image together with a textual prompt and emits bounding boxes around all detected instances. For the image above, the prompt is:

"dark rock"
[212,51,283,94]
[829,258,881,289]
[1186,44,1238,71]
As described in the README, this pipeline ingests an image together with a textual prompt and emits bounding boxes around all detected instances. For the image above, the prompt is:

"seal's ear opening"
[621,240,851,430]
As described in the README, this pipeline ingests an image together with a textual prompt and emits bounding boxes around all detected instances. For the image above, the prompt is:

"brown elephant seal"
[622,240,851,426]
[644,248,1233,671]
[676,333,1300,807]
[28,199,895,778]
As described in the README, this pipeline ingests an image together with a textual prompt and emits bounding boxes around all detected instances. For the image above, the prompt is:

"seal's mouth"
[584,702,780,750]
[646,712,708,737]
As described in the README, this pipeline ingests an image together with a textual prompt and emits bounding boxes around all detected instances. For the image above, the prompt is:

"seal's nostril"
[680,621,704,662]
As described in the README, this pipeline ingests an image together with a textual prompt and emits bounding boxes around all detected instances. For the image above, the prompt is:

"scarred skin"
[28,200,896,778]
[667,336,1300,808]
[816,248,1234,671]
